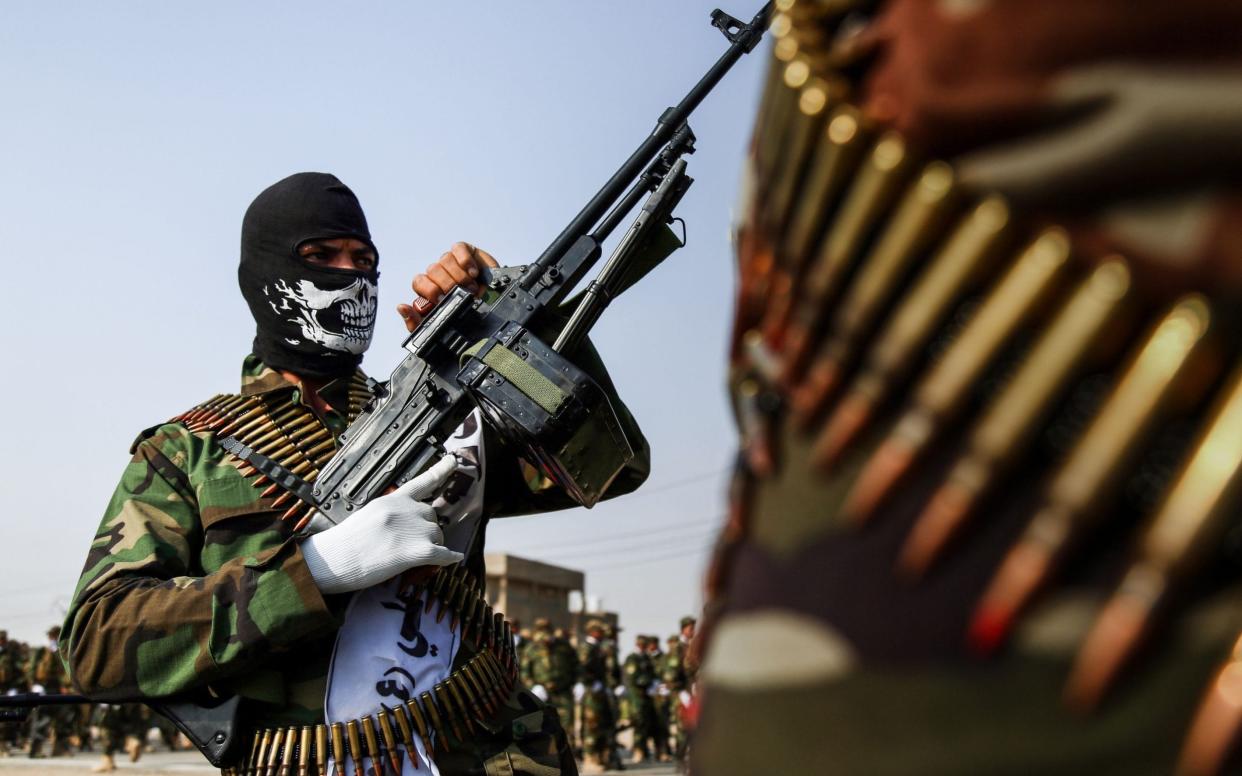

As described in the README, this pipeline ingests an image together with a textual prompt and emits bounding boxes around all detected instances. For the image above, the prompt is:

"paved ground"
[0,750,678,775]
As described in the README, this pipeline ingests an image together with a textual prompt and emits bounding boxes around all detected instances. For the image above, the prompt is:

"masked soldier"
[59,172,650,775]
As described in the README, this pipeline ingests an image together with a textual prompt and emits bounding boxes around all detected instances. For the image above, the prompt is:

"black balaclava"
[239,172,380,378]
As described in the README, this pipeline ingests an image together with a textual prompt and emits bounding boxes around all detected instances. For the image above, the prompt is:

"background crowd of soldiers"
[0,626,190,772]
[516,615,698,773]
[1,617,698,773]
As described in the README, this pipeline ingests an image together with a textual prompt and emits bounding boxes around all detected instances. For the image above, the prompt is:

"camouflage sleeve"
[59,423,339,701]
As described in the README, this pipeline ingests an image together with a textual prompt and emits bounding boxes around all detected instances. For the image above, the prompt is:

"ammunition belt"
[171,373,372,530]
[225,564,519,776]
[719,0,1242,704]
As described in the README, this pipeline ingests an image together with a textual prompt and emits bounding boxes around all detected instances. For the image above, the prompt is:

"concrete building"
[484,553,585,634]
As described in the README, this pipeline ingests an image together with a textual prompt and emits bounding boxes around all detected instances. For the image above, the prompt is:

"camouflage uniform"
[660,635,688,762]
[26,630,73,757]
[61,355,650,773]
[623,637,659,762]
[577,626,619,770]
[0,632,23,753]
[94,703,145,758]
[526,626,578,749]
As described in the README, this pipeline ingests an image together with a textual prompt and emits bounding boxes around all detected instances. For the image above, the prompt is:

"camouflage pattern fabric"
[95,703,146,756]
[623,647,658,758]
[62,347,649,771]
[577,638,617,766]
[696,2,1242,775]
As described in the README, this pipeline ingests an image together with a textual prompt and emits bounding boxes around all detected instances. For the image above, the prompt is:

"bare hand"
[396,242,500,332]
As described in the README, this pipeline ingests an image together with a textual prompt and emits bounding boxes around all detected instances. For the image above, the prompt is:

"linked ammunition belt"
[223,564,519,776]
[718,0,1242,708]
[171,373,373,530]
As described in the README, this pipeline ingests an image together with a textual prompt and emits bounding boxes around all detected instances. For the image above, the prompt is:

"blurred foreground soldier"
[623,635,659,764]
[698,2,1242,774]
[26,626,71,758]
[59,172,648,775]
[576,620,621,773]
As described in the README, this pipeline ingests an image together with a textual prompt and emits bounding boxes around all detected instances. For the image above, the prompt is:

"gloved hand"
[573,682,586,702]
[530,684,548,702]
[300,455,463,594]
[613,685,626,698]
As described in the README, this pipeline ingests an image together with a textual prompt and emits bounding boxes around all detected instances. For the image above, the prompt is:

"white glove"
[613,686,626,698]
[679,690,692,708]
[530,684,548,702]
[300,456,463,594]
[573,682,586,702]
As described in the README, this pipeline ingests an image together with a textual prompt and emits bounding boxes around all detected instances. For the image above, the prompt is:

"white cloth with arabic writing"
[324,411,487,775]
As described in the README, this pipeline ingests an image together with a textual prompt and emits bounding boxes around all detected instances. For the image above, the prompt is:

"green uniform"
[578,637,618,767]
[623,648,659,759]
[61,354,650,772]
[26,642,73,756]
[661,638,689,761]
[95,703,146,756]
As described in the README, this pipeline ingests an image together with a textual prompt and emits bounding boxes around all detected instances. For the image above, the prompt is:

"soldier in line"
[526,618,578,750]
[623,634,660,764]
[26,626,72,758]
[91,703,145,772]
[577,620,621,773]
[645,635,670,762]
[661,633,690,765]
[0,630,25,756]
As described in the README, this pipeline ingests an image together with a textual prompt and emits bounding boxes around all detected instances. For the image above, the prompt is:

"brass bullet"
[254,729,273,776]
[446,676,479,732]
[433,683,468,742]
[264,727,283,776]
[376,708,404,776]
[360,716,383,776]
[315,724,328,776]
[279,727,297,776]
[330,723,346,776]
[298,726,311,776]
[388,703,422,771]
[404,698,434,754]
[781,131,912,384]
[244,730,262,776]
[806,195,1013,459]
[345,720,364,776]
[897,258,1134,578]
[420,691,451,752]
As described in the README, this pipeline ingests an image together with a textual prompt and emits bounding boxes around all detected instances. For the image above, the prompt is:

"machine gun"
[225,3,774,525]
[4,5,774,769]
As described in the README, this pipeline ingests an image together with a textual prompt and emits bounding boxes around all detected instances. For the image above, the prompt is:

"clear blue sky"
[0,2,764,646]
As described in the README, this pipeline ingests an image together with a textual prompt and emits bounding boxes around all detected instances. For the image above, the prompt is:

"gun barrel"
[524,3,773,286]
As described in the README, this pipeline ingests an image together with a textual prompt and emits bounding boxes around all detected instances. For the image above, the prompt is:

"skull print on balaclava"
[239,172,380,378]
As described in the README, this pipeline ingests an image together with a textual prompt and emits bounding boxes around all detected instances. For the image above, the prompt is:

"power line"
[498,514,722,555]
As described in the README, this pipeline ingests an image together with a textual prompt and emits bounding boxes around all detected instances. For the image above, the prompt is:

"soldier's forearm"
[62,538,337,700]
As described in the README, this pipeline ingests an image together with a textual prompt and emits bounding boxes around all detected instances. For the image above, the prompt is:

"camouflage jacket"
[27,644,68,693]
[622,652,654,694]
[61,354,650,729]
[0,644,20,690]
[577,639,609,687]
